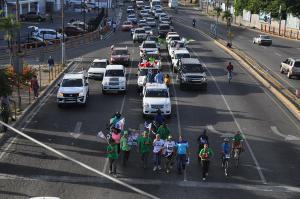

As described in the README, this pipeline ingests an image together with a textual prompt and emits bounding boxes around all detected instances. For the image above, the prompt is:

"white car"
[137,66,159,92]
[29,26,65,40]
[253,35,272,46]
[166,34,181,47]
[139,40,159,57]
[133,28,147,43]
[57,72,89,107]
[102,65,127,94]
[280,58,300,78]
[146,17,156,27]
[171,49,191,70]
[144,26,153,35]
[154,9,164,18]
[168,40,187,57]
[87,59,109,79]
[127,14,137,23]
[143,83,171,116]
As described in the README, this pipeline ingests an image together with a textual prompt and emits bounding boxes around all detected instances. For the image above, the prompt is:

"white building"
[4,0,46,16]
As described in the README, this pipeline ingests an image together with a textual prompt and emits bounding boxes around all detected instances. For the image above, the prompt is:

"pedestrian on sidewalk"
[48,56,54,78]
[1,95,11,133]
[30,75,39,99]
[176,136,189,175]
[163,135,176,174]
[138,131,153,168]
[152,134,164,171]
[113,22,117,32]
[107,138,119,177]
[120,130,131,166]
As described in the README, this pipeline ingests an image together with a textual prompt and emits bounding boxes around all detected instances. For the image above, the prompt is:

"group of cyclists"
[105,111,244,180]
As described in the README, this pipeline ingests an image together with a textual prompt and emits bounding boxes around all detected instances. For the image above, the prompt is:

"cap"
[224,138,229,142]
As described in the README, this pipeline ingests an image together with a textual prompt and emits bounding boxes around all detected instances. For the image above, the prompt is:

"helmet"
[167,135,172,140]
[224,138,229,142]
[115,112,121,118]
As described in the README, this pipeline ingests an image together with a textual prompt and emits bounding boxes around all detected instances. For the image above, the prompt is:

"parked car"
[58,26,86,37]
[280,58,300,78]
[21,36,53,49]
[20,12,46,22]
[253,35,272,46]
[68,21,89,31]
[177,58,207,90]
[110,46,131,66]
[29,26,65,40]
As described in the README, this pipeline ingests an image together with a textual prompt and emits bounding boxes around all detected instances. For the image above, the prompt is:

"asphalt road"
[169,6,300,92]
[0,4,300,199]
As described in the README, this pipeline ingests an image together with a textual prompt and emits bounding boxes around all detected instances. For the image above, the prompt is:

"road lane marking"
[274,52,282,57]
[70,122,82,139]
[1,173,300,194]
[207,125,234,138]
[191,49,267,184]
[270,126,300,141]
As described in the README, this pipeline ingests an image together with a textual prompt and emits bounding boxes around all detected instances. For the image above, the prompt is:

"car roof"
[145,83,168,90]
[106,65,124,70]
[63,72,85,79]
[143,40,156,44]
[93,59,108,63]
[174,49,190,54]
[180,58,201,65]
[112,47,128,50]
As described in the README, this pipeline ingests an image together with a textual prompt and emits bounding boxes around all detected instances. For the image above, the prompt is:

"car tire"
[287,71,292,79]
[280,66,284,74]
[102,89,107,95]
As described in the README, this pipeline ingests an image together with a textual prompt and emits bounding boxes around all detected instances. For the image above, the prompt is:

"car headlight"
[202,77,207,81]
[143,102,150,108]
[79,92,84,97]
[103,81,109,86]
[165,103,170,109]
[182,75,187,82]
[57,92,64,97]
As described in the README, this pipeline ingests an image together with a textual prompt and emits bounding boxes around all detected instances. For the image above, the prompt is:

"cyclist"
[199,144,214,181]
[197,129,209,162]
[232,131,244,152]
[226,62,233,83]
[192,18,196,27]
[221,138,231,168]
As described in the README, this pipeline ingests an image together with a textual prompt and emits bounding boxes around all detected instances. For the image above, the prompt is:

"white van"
[102,65,127,94]
[151,0,161,9]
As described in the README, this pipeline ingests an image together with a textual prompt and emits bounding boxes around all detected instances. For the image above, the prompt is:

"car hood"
[58,87,83,94]
[88,68,106,73]
[144,97,170,105]
[103,77,126,82]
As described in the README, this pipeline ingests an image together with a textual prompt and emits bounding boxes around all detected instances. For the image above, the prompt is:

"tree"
[234,0,248,16]
[214,7,222,23]
[246,0,264,14]
[0,69,13,96]
[223,10,233,46]
[286,0,300,17]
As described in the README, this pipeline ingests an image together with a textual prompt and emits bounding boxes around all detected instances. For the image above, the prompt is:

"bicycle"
[221,153,230,176]
[227,71,232,83]
[233,148,241,167]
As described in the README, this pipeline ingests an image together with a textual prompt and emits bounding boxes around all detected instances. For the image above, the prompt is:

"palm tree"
[0,10,21,64]
[222,1,233,47]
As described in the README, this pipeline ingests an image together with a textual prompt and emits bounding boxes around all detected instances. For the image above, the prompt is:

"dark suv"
[110,46,131,67]
[157,23,173,37]
[177,58,207,90]
[20,12,46,22]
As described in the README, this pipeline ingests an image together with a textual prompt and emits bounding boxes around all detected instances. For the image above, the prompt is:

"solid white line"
[274,52,282,57]
[70,122,82,139]
[191,49,267,184]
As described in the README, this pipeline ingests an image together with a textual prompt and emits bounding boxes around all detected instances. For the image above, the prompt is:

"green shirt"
[233,134,243,142]
[138,136,153,153]
[107,144,118,159]
[120,136,131,151]
[156,126,170,140]
[199,148,214,160]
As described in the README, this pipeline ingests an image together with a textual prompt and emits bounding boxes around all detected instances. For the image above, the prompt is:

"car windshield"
[112,50,128,55]
[91,62,106,68]
[61,79,83,87]
[143,43,156,48]
[140,68,158,76]
[175,53,190,59]
[105,69,124,76]
[182,64,204,73]
[159,25,169,30]
[156,10,163,14]
[171,42,185,48]
[41,31,56,35]
[144,27,151,31]
[261,36,271,39]
[147,18,155,22]
[145,89,168,97]
[136,29,146,33]
[294,61,300,67]
[170,36,181,41]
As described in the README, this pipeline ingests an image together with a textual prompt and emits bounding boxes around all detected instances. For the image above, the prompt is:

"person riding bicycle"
[110,112,122,129]
[192,18,196,27]
[226,62,233,82]
[197,129,209,162]
[232,131,244,152]
[221,138,231,168]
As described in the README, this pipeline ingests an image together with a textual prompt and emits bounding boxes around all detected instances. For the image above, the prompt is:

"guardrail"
[260,24,300,40]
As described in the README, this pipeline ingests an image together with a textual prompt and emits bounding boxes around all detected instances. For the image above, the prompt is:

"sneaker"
[109,170,113,174]
[153,166,157,171]
[158,166,162,170]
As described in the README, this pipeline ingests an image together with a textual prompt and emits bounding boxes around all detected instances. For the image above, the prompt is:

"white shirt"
[164,140,176,156]
[153,139,164,153]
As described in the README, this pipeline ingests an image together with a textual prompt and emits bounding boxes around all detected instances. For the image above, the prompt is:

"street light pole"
[16,0,22,110]
[62,0,65,65]
[278,5,282,36]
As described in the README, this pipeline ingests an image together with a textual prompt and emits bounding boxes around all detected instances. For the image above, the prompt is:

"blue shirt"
[154,73,164,84]
[155,114,165,124]
[222,143,230,154]
[176,141,189,155]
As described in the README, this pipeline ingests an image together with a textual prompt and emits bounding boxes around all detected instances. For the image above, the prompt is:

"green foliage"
[245,0,263,14]
[286,0,300,17]
[0,11,21,47]
[234,0,248,16]
[0,69,13,96]
[214,7,222,18]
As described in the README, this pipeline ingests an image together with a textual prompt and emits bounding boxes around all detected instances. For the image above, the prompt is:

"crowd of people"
[106,112,244,180]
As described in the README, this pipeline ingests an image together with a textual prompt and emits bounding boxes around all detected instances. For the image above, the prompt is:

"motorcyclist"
[192,18,196,27]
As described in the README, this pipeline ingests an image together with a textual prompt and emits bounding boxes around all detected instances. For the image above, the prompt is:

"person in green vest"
[107,138,119,177]
[156,123,170,140]
[138,131,153,169]
[120,130,131,166]
[199,144,214,181]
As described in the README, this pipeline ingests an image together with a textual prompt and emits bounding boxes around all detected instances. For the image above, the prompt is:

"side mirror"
[85,82,89,86]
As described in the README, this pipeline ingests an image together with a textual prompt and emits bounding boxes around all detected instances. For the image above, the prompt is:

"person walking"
[1,95,11,133]
[120,130,131,166]
[111,127,121,154]
[107,138,119,177]
[163,135,176,174]
[176,136,189,174]
[138,131,153,168]
[48,56,54,69]
[30,75,39,99]
[152,134,164,171]
[156,123,170,140]
[113,22,117,32]
[199,143,214,181]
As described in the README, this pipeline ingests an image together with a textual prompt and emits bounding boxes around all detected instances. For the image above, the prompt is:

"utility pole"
[15,0,22,110]
[62,0,65,65]
[278,5,282,36]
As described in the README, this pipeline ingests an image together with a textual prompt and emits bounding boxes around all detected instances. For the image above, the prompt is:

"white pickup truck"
[280,58,300,79]
[253,35,272,46]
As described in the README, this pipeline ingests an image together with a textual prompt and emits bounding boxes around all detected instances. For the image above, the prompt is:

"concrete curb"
[0,61,75,145]
[171,17,300,121]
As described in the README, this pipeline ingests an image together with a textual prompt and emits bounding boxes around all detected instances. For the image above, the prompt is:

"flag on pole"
[115,118,125,130]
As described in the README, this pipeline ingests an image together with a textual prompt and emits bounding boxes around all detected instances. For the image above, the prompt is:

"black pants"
[141,152,149,168]
[109,158,117,174]
[1,112,9,132]
[201,160,210,178]
[122,150,130,166]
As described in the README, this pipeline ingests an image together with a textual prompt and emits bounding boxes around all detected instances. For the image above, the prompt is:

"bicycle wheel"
[224,159,229,176]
